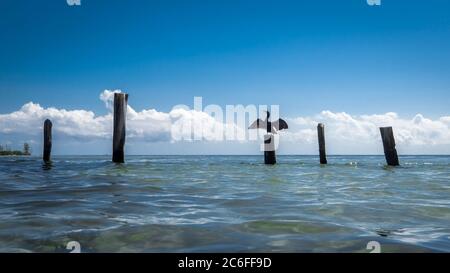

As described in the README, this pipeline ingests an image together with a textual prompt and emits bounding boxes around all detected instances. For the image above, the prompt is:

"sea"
[0,155,449,253]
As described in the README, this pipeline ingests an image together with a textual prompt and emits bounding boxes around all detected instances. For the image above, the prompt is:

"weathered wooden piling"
[112,93,128,163]
[380,127,399,166]
[264,134,276,165]
[317,123,327,164]
[43,119,52,162]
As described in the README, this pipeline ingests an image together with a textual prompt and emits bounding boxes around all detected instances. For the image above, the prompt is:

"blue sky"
[0,0,449,155]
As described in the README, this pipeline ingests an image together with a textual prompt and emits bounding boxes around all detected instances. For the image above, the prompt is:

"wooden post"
[380,127,399,166]
[317,123,327,164]
[43,119,52,162]
[264,134,276,165]
[112,93,128,163]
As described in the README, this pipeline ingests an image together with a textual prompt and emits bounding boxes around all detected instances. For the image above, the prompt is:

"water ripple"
[0,155,449,252]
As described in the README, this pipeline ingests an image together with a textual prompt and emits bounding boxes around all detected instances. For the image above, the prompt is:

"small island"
[0,143,31,156]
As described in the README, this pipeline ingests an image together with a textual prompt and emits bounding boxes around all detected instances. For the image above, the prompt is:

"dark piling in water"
[264,134,276,165]
[113,93,128,163]
[380,127,399,166]
[43,119,52,162]
[317,123,327,164]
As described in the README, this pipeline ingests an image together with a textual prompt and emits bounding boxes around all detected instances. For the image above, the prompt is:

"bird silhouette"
[248,111,288,133]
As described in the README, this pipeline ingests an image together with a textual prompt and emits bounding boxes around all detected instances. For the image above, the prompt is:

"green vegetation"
[0,143,32,156]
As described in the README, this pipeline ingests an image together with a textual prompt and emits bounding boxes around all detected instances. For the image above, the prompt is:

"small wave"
[0,248,33,253]
[110,215,239,226]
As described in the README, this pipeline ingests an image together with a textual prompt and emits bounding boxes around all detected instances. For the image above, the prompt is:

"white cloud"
[0,90,244,143]
[0,91,449,154]
[283,111,450,154]
[0,102,111,139]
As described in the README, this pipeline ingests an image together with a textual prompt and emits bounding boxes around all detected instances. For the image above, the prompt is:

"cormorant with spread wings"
[248,111,288,133]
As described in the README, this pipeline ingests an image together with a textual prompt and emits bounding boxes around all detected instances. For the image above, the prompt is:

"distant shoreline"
[2,154,449,157]
[0,143,31,157]
[0,152,31,156]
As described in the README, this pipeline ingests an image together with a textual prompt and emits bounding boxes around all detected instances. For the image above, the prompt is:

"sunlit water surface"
[0,155,449,253]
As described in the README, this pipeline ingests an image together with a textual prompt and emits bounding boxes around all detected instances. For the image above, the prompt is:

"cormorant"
[248,111,288,133]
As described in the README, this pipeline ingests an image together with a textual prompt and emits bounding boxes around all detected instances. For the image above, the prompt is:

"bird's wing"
[248,119,266,130]
[272,119,289,131]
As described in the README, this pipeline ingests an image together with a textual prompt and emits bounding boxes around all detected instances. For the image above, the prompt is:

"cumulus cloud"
[0,91,449,154]
[0,101,111,139]
[0,90,245,143]
[283,111,450,154]
[285,110,450,146]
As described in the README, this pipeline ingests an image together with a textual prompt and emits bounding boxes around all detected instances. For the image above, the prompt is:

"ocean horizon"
[9,154,450,157]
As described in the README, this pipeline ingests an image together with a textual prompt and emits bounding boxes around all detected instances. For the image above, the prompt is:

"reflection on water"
[0,155,449,253]
[42,161,53,171]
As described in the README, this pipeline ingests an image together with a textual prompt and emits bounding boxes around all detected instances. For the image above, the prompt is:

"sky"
[0,0,449,155]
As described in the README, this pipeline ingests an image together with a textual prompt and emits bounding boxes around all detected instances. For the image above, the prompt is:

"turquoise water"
[0,155,449,253]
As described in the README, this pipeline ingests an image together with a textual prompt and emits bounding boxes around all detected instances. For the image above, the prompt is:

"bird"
[248,111,288,133]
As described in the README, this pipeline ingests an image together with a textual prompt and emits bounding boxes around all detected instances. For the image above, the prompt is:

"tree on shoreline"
[23,143,31,155]
[0,143,32,156]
